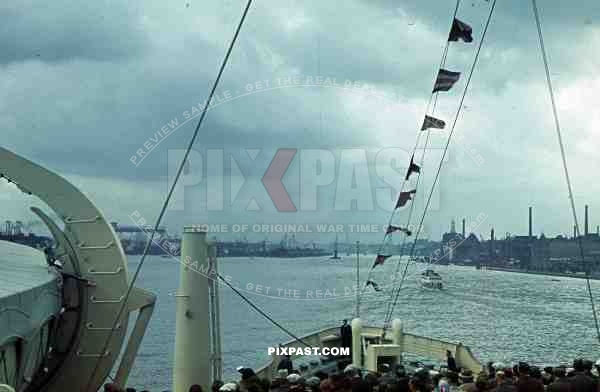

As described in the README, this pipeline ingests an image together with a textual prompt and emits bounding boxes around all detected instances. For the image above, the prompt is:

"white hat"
[277,369,289,378]
[219,383,239,392]
[429,370,440,376]
[306,377,321,387]
[344,364,358,374]
[595,359,600,366]
[286,373,302,384]
[492,362,506,369]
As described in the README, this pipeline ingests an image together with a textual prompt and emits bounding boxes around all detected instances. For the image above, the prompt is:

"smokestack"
[462,219,465,237]
[528,207,533,238]
[491,227,495,241]
[585,204,589,236]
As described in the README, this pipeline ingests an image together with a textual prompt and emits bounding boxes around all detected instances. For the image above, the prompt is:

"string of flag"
[382,0,499,331]
[359,9,474,308]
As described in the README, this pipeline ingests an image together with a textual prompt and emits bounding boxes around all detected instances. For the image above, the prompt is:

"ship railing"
[255,324,482,380]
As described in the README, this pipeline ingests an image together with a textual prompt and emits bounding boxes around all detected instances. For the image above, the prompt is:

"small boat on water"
[420,269,443,289]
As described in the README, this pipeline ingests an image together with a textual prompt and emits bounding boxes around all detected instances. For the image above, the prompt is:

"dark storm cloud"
[360,0,599,91]
[0,1,146,64]
[3,0,599,238]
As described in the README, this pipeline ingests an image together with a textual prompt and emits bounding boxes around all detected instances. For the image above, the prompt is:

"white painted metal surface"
[255,319,483,380]
[208,245,223,382]
[351,318,363,367]
[0,147,156,391]
[173,226,212,392]
[0,241,61,387]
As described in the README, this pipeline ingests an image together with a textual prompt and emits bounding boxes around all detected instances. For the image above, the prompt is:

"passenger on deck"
[378,364,397,385]
[341,320,352,353]
[306,376,321,392]
[212,380,225,392]
[394,365,411,392]
[458,369,474,390]
[447,351,458,372]
[495,371,516,392]
[438,372,451,392]
[286,373,305,392]
[277,354,293,374]
[446,370,460,392]
[488,363,505,390]
[238,367,262,392]
[314,371,328,382]
[364,371,380,391]
[409,368,433,392]
[541,367,554,386]
[568,359,595,392]
[547,367,570,392]
[515,362,543,392]
[486,363,495,379]
[270,370,290,392]
[474,372,492,392]
[343,364,370,392]
[219,382,240,392]
[103,383,124,392]
[321,372,345,392]
[583,359,598,387]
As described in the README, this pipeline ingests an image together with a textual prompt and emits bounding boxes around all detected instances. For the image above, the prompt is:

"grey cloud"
[2,0,599,239]
[0,1,147,64]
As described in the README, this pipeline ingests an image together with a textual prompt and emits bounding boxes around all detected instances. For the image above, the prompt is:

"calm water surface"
[124,255,600,390]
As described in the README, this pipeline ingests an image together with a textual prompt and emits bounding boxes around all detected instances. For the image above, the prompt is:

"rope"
[530,0,600,344]
[216,273,312,347]
[383,0,498,332]
[83,1,254,389]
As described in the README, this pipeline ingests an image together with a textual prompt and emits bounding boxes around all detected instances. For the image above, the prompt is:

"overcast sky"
[1,0,599,243]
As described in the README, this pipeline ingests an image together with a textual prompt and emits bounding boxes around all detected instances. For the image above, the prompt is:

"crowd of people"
[103,354,600,392]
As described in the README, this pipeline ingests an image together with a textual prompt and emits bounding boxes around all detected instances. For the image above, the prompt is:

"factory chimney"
[490,227,495,241]
[528,207,533,238]
[462,219,465,237]
[585,204,589,236]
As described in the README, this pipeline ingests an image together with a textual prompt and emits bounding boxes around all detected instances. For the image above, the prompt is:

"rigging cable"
[530,0,600,344]
[216,273,311,347]
[383,0,498,332]
[84,1,255,390]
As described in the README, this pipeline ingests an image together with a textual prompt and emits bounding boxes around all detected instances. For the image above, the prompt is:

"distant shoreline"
[481,266,600,281]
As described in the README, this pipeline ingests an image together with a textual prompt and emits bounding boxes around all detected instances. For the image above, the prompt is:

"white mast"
[173,226,215,392]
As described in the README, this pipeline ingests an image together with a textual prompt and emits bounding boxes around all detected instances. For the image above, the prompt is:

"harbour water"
[125,255,600,390]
